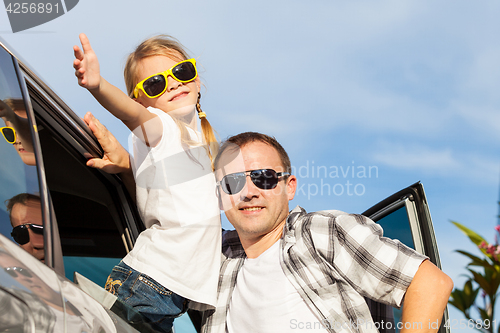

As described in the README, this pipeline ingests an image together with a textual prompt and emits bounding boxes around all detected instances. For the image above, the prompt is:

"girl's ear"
[195,76,201,92]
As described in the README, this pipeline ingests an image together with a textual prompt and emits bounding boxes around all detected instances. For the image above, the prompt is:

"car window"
[362,183,448,333]
[0,45,44,262]
[31,103,133,286]
[376,205,414,248]
[369,201,414,333]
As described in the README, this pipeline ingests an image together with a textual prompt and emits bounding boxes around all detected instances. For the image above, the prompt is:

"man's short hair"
[5,193,41,225]
[214,132,291,173]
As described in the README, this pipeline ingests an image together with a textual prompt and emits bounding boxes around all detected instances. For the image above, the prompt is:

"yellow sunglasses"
[1,126,16,144]
[133,58,198,99]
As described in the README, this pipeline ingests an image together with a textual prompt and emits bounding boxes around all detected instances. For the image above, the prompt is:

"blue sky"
[1,1,499,331]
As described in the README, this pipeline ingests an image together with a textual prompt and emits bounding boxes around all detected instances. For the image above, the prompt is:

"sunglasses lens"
[251,169,278,190]
[2,127,15,143]
[143,75,167,97]
[222,173,246,195]
[10,224,43,245]
[17,267,32,278]
[30,224,44,235]
[172,62,196,81]
[220,169,281,194]
[5,267,32,278]
[4,268,17,278]
[11,226,29,245]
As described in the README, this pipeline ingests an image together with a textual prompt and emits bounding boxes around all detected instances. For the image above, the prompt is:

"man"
[203,132,452,333]
[6,193,44,262]
[84,115,452,333]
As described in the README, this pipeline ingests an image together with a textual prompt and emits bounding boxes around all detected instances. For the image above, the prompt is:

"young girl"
[73,33,221,332]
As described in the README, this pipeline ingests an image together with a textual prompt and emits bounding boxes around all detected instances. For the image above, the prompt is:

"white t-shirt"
[226,240,327,332]
[123,107,221,307]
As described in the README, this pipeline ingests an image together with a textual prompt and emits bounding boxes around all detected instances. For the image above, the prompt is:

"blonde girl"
[73,33,221,332]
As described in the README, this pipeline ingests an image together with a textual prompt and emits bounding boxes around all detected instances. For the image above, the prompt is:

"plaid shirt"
[201,206,427,333]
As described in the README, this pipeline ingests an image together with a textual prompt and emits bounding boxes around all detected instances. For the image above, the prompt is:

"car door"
[1,37,201,332]
[0,38,160,332]
[362,182,449,333]
[0,35,141,287]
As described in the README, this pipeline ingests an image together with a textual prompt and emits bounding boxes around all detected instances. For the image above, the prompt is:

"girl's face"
[134,54,200,113]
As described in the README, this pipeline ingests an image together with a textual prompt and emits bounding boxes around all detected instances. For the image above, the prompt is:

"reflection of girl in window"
[0,99,36,166]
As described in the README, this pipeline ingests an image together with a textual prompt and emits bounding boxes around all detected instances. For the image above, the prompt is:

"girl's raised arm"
[73,33,155,132]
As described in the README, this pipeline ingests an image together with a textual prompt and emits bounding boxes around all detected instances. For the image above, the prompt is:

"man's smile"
[240,206,264,212]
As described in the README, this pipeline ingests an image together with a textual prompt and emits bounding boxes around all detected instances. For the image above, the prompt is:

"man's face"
[11,199,44,262]
[216,141,297,242]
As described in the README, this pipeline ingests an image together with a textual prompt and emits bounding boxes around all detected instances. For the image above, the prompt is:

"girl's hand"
[73,33,101,90]
[83,112,136,200]
[83,112,131,174]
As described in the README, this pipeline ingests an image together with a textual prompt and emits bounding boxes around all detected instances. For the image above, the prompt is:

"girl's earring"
[197,92,206,119]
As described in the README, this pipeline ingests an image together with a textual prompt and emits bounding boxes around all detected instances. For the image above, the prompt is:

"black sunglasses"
[217,169,290,195]
[11,223,44,245]
[4,266,33,279]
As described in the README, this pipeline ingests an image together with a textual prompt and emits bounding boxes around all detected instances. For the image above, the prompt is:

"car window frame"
[0,42,64,275]
[362,182,449,333]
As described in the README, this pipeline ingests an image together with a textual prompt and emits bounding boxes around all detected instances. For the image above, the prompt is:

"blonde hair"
[124,35,218,166]
[4,98,25,111]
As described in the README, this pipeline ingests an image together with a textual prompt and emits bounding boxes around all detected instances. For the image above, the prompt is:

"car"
[0,36,449,333]
[0,37,165,333]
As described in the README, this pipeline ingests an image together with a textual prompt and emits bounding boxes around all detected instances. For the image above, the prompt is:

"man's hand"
[73,33,101,90]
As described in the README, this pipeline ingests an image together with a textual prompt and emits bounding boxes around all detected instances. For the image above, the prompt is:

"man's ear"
[286,175,297,201]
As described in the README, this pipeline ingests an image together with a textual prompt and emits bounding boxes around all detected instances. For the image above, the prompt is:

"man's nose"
[29,230,44,248]
[240,175,260,199]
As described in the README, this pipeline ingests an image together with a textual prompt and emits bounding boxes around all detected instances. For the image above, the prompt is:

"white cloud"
[372,141,499,184]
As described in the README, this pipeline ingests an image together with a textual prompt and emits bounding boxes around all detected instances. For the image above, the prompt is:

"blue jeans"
[105,261,187,333]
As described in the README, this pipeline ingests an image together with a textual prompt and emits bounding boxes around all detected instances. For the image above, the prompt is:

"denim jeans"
[105,261,186,333]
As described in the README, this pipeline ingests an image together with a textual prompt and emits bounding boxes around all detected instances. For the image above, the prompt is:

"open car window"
[362,182,449,333]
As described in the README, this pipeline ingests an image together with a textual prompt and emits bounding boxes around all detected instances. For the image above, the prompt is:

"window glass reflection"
[0,46,42,259]
[0,239,102,332]
[372,205,416,333]
[376,206,415,249]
